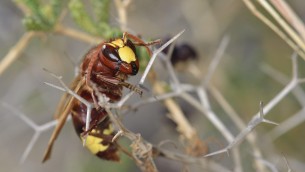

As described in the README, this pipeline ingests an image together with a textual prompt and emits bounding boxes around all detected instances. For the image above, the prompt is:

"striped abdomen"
[71,87,120,161]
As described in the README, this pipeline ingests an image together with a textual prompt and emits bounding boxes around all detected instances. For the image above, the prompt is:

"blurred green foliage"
[14,0,121,39]
[137,46,151,73]
[14,0,152,71]
[15,0,64,31]
[68,0,121,38]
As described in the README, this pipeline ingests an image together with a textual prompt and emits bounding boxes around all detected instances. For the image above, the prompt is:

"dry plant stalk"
[54,24,101,44]
[114,0,132,31]
[243,0,305,60]
[270,0,305,41]
[0,32,36,75]
[150,76,208,157]
[0,26,102,78]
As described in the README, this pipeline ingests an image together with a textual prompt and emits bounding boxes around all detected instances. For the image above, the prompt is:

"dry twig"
[0,32,36,75]
[243,0,305,60]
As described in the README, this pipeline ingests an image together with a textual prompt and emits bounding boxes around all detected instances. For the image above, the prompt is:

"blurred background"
[1,0,305,171]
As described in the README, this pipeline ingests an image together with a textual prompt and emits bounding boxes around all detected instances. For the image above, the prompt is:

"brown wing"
[42,75,85,163]
[53,75,84,119]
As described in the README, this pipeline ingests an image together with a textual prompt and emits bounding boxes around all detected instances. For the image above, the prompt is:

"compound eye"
[126,39,136,53]
[102,45,120,62]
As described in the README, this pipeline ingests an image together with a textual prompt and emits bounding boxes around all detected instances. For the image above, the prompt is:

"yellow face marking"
[109,39,124,48]
[118,46,136,63]
[82,135,108,154]
[106,39,136,63]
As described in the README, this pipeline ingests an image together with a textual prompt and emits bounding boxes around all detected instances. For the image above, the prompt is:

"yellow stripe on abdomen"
[82,134,109,154]
[103,124,113,135]
[82,125,114,155]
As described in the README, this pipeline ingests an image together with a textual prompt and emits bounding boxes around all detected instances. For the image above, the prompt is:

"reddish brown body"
[71,43,129,161]
[42,32,159,162]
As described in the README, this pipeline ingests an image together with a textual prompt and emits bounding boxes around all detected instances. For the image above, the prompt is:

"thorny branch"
[127,35,245,170]
[204,102,278,157]
[196,35,264,171]
[127,35,244,170]
[1,102,63,163]
[202,35,230,87]
[262,62,305,140]
[283,155,293,172]
[203,53,304,170]
[208,85,267,171]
